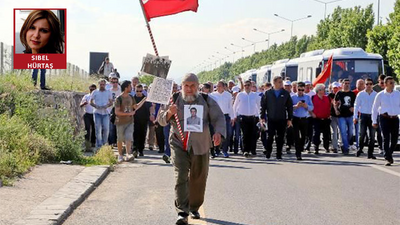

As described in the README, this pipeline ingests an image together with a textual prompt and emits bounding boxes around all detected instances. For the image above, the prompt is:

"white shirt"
[91,89,113,115]
[107,86,122,113]
[233,91,261,118]
[103,62,114,76]
[81,94,94,114]
[305,90,316,97]
[210,91,234,118]
[353,90,377,119]
[372,89,400,124]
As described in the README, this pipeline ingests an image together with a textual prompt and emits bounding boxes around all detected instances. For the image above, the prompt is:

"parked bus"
[239,69,258,83]
[270,58,300,82]
[256,65,272,85]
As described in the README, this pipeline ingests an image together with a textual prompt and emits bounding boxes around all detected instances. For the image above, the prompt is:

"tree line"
[198,1,400,83]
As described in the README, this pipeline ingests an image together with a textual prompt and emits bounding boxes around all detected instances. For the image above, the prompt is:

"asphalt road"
[64,147,400,225]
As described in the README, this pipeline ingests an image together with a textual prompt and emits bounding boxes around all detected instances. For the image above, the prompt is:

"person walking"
[158,73,225,225]
[304,81,316,152]
[210,81,234,158]
[311,84,331,154]
[233,80,261,158]
[354,78,377,159]
[133,84,153,157]
[80,84,97,151]
[114,81,146,163]
[334,79,356,155]
[329,82,341,153]
[98,57,114,78]
[260,76,293,160]
[32,69,49,90]
[284,80,295,154]
[372,76,400,166]
[291,82,313,160]
[90,79,113,149]
[107,73,121,147]
[373,74,386,154]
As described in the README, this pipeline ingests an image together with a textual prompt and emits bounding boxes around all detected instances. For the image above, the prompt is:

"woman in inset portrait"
[20,10,64,90]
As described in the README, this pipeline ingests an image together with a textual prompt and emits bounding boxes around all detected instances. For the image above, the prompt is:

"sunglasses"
[366,83,373,86]
[244,84,251,86]
[89,89,95,91]
[344,82,350,85]
[136,90,142,93]
[298,89,304,91]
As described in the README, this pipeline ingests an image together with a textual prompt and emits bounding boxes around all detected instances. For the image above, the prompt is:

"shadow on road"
[200,218,249,225]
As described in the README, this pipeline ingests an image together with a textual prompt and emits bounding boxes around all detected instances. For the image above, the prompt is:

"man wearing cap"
[210,81,234,158]
[304,81,316,152]
[158,73,226,225]
[372,76,400,166]
[284,80,295,154]
[329,82,341,153]
[260,76,293,160]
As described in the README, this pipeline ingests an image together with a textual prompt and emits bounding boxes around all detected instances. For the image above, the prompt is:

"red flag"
[313,54,334,86]
[142,0,199,21]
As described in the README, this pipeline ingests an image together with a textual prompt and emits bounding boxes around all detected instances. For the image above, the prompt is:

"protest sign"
[146,77,173,105]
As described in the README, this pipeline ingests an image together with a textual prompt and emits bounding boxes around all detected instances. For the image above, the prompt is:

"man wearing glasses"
[133,84,153,157]
[107,73,122,147]
[334,78,356,155]
[372,76,400,166]
[291,82,313,160]
[80,84,97,151]
[353,78,377,159]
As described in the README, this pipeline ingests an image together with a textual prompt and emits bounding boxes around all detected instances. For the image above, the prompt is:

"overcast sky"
[0,0,396,82]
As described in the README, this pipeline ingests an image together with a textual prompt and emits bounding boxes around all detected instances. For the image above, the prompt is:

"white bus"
[270,58,300,82]
[239,69,258,83]
[256,65,272,85]
[297,48,384,89]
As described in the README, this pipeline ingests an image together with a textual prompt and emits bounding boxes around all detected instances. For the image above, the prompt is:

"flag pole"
[139,0,159,57]
[328,54,333,86]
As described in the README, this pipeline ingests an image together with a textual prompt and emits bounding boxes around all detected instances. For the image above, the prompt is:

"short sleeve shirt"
[334,91,356,117]
[115,94,136,125]
[91,90,113,115]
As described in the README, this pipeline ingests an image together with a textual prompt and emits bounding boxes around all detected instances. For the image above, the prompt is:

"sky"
[0,0,396,83]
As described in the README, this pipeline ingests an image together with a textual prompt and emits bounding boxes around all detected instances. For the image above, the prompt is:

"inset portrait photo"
[14,9,67,69]
[184,105,203,133]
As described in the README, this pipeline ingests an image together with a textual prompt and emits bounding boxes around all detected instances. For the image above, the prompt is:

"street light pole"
[253,28,285,49]
[225,47,236,62]
[312,0,342,19]
[274,14,312,38]
[242,38,268,53]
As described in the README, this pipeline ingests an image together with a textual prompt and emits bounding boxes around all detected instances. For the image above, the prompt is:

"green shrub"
[79,146,117,166]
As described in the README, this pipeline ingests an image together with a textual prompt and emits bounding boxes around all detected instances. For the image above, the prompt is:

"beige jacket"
[158,93,226,155]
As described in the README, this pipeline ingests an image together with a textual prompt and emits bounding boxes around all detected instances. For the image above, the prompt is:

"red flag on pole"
[142,0,199,21]
[313,54,334,86]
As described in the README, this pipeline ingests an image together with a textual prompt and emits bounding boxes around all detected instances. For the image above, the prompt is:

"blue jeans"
[338,116,353,153]
[94,113,110,148]
[233,120,242,153]
[354,119,360,147]
[108,122,117,145]
[163,124,171,157]
[32,69,46,88]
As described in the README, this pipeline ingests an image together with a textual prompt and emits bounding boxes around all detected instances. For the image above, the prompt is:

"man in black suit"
[260,76,293,160]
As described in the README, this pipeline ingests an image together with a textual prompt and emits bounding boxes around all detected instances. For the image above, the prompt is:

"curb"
[14,165,110,225]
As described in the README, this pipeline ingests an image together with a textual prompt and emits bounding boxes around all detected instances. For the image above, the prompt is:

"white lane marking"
[370,164,400,178]
[188,205,207,225]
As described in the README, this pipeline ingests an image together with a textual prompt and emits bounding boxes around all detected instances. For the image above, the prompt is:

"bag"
[110,96,123,124]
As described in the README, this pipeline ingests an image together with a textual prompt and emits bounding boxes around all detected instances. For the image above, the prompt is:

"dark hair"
[265,82,272,87]
[379,74,386,81]
[297,82,305,87]
[342,78,350,82]
[105,57,109,61]
[190,107,197,112]
[384,76,394,83]
[136,84,143,89]
[121,80,131,92]
[89,84,97,89]
[20,10,64,53]
[273,76,282,83]
[365,78,373,83]
[203,83,211,89]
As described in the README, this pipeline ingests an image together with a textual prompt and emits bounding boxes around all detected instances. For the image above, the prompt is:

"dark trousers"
[239,116,258,154]
[305,117,314,150]
[216,114,233,154]
[155,123,165,152]
[32,69,46,88]
[379,115,399,162]
[261,130,268,151]
[359,114,376,157]
[83,113,96,145]
[285,126,294,149]
[266,120,287,158]
[376,120,383,150]
[108,122,117,145]
[313,118,331,151]
[293,117,308,157]
[134,120,149,152]
[232,120,243,154]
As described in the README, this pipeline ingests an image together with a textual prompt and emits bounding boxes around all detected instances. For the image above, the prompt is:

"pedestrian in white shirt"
[233,80,261,158]
[107,72,122,147]
[372,76,400,166]
[80,84,97,151]
[353,78,377,159]
[210,81,234,158]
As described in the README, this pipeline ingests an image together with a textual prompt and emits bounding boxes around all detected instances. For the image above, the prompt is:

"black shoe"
[385,161,392,166]
[276,156,283,161]
[139,151,144,157]
[40,86,51,90]
[389,158,394,164]
[162,155,170,164]
[244,152,250,158]
[368,156,376,159]
[356,150,362,157]
[176,215,188,225]
[314,150,319,155]
[133,151,138,158]
[158,150,164,153]
[149,147,154,151]
[296,156,302,160]
[190,211,201,219]
[332,149,338,153]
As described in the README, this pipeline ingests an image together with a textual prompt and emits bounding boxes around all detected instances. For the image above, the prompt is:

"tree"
[387,0,400,79]
[139,75,155,85]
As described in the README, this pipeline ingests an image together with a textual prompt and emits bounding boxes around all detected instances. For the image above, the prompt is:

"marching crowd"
[81,70,400,167]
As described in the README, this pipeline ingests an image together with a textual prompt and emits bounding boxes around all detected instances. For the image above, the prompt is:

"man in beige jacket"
[158,73,226,225]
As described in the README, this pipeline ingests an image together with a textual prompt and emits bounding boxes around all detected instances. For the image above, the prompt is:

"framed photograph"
[14,8,67,69]
[184,105,203,133]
